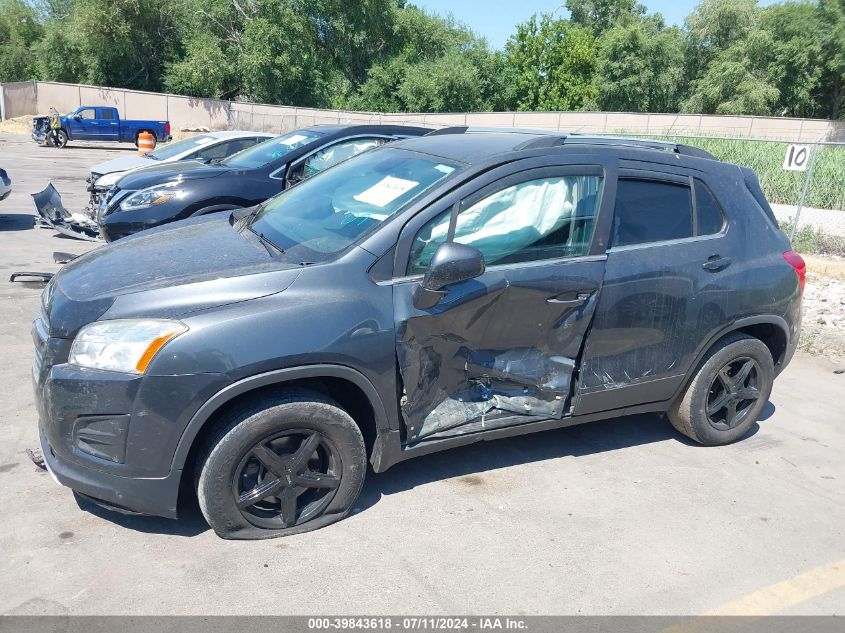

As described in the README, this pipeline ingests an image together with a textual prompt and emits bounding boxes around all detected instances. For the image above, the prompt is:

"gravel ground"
[801,274,845,363]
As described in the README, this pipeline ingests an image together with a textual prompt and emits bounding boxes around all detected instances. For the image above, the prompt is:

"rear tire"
[196,389,367,540]
[668,333,773,445]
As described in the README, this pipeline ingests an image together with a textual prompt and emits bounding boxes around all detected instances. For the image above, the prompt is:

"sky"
[413,0,780,49]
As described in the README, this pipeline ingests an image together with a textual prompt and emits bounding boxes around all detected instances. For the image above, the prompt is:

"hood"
[116,160,233,191]
[91,155,155,177]
[46,215,301,337]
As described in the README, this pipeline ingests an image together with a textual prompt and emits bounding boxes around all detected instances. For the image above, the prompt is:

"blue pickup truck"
[32,106,171,148]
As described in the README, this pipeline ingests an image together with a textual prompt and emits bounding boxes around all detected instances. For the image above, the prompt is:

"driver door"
[391,163,612,444]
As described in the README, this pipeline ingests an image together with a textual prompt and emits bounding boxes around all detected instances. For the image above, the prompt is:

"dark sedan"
[96,124,429,241]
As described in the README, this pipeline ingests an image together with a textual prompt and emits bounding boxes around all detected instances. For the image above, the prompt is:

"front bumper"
[99,200,182,242]
[39,425,185,518]
[34,337,230,518]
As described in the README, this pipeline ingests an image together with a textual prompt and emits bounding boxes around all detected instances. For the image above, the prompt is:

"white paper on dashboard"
[280,134,309,146]
[353,176,418,208]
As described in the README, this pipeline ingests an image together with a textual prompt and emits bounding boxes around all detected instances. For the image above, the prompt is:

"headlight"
[69,319,188,374]
[119,184,184,212]
[94,171,125,189]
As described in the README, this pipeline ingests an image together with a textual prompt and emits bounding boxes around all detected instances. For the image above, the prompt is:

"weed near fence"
[665,136,845,211]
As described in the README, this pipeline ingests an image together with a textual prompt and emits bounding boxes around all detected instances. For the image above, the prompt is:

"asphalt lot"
[0,133,844,616]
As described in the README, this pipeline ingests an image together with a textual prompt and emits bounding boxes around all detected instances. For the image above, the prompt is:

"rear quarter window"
[611,179,693,247]
[693,178,726,235]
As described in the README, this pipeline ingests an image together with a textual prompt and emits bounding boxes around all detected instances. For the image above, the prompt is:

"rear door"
[575,169,733,414]
[391,160,613,444]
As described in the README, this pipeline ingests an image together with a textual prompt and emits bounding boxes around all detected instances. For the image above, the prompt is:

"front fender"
[168,364,393,473]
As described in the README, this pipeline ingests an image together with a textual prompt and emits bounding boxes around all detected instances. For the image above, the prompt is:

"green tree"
[504,14,598,111]
[758,2,825,117]
[0,0,43,81]
[346,6,502,112]
[596,18,685,112]
[682,28,780,115]
[565,0,645,34]
[820,0,845,118]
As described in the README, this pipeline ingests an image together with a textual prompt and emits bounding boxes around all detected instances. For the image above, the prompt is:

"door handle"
[702,254,732,272]
[547,292,592,305]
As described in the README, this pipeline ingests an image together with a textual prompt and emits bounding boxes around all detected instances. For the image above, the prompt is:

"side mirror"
[413,242,485,309]
[72,114,81,120]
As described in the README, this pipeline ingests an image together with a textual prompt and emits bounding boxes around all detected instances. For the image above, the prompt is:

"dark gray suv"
[33,129,804,539]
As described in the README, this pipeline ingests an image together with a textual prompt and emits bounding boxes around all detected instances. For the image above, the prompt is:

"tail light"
[783,250,806,294]
[165,122,171,136]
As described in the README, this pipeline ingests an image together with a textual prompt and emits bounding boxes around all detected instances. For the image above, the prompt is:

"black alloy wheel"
[233,429,341,529]
[705,357,761,430]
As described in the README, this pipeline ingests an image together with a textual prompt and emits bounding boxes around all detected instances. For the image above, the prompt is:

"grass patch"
[778,220,845,257]
[650,135,845,211]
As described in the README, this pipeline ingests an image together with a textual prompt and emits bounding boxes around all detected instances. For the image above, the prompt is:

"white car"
[87,130,273,210]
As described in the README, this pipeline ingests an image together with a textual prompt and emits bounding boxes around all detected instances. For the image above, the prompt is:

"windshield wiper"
[232,203,263,231]
[248,226,285,255]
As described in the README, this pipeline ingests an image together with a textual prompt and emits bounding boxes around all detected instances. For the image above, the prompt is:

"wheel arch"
[172,364,394,478]
[670,315,790,404]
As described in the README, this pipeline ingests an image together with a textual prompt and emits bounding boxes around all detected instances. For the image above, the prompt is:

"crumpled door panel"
[395,261,604,443]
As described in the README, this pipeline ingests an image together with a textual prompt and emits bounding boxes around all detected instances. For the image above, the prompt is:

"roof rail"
[426,126,565,137]
[424,126,716,160]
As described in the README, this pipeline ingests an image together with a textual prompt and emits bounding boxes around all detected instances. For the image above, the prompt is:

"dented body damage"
[395,260,604,442]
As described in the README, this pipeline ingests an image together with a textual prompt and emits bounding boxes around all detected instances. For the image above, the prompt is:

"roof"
[206,130,275,139]
[300,124,432,137]
[394,127,716,164]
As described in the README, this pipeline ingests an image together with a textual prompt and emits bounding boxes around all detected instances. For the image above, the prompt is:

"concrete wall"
[0,81,37,119]
[3,80,844,142]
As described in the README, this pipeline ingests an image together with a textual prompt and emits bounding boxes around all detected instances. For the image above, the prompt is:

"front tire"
[196,390,367,540]
[54,130,68,148]
[668,333,774,445]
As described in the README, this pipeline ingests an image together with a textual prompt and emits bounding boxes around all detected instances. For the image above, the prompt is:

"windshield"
[149,134,217,161]
[249,147,460,263]
[222,130,322,169]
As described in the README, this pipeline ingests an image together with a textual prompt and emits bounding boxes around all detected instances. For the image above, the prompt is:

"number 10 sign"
[783,144,811,171]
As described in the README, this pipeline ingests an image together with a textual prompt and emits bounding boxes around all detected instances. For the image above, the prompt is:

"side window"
[99,109,115,120]
[195,139,248,161]
[289,137,387,185]
[611,179,692,247]
[77,108,96,120]
[694,178,726,235]
[407,175,603,275]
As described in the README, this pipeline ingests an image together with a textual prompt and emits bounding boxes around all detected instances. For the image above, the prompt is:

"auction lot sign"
[783,144,811,171]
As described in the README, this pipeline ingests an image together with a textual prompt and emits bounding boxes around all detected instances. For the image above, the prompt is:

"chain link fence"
[610,133,845,257]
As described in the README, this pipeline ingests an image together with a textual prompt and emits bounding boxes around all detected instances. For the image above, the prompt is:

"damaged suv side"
[33,129,803,539]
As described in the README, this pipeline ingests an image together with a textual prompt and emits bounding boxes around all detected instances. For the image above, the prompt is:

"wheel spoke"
[733,360,755,387]
[707,390,733,415]
[237,477,285,509]
[251,444,290,478]
[725,399,738,427]
[296,471,340,489]
[734,387,760,401]
[717,367,734,390]
[291,433,322,470]
[279,487,300,527]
